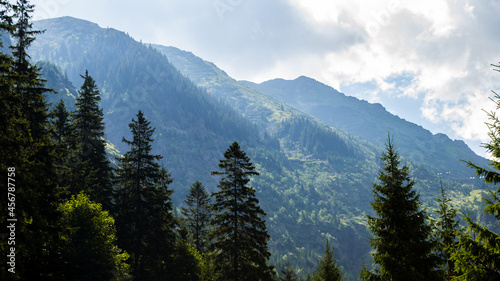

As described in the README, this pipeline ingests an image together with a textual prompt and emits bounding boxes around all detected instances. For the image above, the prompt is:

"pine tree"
[450,64,500,280]
[114,110,176,281]
[71,70,113,210]
[312,240,343,281]
[434,180,459,278]
[210,142,273,281]
[182,180,212,254]
[365,136,440,281]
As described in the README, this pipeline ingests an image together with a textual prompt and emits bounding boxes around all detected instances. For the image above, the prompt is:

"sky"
[30,0,500,157]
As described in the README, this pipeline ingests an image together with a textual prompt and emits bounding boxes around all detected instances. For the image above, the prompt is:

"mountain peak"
[35,16,100,28]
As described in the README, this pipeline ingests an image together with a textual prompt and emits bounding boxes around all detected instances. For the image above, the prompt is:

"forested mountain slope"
[154,44,487,178]
[241,76,488,178]
[28,16,490,280]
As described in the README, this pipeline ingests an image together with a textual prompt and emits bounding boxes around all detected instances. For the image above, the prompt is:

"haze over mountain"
[29,16,491,279]
[153,44,488,178]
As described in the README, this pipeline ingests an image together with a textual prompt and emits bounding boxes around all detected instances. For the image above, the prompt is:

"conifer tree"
[49,99,74,190]
[450,64,500,280]
[312,240,343,281]
[210,142,273,281]
[365,137,440,281]
[182,180,212,253]
[71,70,113,210]
[1,1,63,279]
[50,99,72,145]
[114,110,176,281]
[434,180,459,278]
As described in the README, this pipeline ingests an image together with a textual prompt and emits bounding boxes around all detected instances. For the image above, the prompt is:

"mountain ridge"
[153,44,487,179]
[28,16,491,279]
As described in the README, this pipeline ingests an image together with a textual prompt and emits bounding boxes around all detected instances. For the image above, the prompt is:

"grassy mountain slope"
[28,17,490,280]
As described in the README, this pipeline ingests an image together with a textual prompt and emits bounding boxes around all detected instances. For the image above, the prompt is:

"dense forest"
[1,1,500,280]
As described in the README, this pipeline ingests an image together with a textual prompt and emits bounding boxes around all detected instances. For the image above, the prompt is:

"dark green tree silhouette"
[210,142,273,281]
[181,180,212,253]
[312,240,343,281]
[114,110,176,281]
[70,70,113,210]
[1,1,64,279]
[50,99,72,145]
[365,136,440,281]
[434,180,459,279]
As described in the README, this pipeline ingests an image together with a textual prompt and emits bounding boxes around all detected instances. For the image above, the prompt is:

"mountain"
[152,43,487,178]
[29,17,489,279]
[240,76,488,178]
[31,16,277,194]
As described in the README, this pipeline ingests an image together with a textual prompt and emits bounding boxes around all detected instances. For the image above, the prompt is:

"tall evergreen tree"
[210,142,273,281]
[434,180,459,278]
[182,180,212,253]
[1,1,63,279]
[49,99,74,190]
[450,64,500,280]
[365,137,440,281]
[71,70,113,210]
[114,110,176,281]
[312,240,343,281]
[50,99,72,145]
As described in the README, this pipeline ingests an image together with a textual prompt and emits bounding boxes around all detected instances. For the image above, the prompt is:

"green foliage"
[182,180,212,253]
[114,110,176,280]
[365,137,440,281]
[210,142,274,281]
[450,68,500,280]
[70,70,113,210]
[172,240,202,281]
[278,116,360,160]
[434,180,460,278]
[0,2,64,279]
[57,193,130,281]
[312,240,343,281]
[280,258,299,281]
[26,15,495,280]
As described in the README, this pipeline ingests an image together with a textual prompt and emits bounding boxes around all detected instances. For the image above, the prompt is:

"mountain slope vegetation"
[26,16,491,280]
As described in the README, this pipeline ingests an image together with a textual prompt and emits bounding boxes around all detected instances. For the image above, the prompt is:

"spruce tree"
[1,1,63,279]
[50,99,72,145]
[182,180,212,254]
[450,64,500,280]
[312,240,343,281]
[365,137,440,281]
[434,180,459,278]
[49,99,74,190]
[71,70,113,210]
[210,142,273,281]
[114,110,176,281]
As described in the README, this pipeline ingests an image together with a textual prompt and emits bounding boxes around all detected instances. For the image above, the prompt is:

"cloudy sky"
[31,0,500,156]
